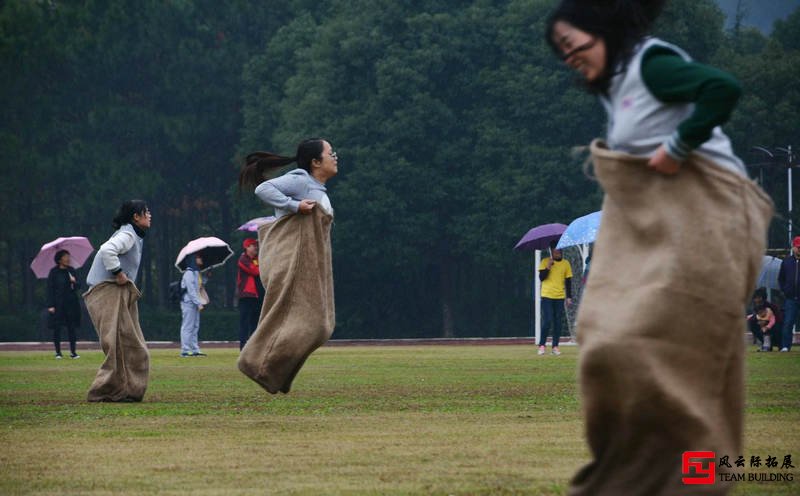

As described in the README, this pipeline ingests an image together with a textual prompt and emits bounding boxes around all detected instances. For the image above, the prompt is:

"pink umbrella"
[175,237,233,273]
[30,236,95,279]
[237,216,276,232]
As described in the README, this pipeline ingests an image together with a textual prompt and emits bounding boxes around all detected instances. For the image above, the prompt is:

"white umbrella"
[175,237,233,273]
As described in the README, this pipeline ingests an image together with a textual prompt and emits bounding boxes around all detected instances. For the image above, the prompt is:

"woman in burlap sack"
[237,138,338,394]
[546,1,772,494]
[84,200,152,402]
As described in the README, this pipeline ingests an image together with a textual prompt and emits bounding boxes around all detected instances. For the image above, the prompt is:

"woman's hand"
[48,307,55,314]
[68,274,76,283]
[115,272,129,285]
[298,199,316,214]
[648,146,681,175]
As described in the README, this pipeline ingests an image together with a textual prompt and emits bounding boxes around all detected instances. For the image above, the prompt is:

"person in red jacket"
[237,238,263,350]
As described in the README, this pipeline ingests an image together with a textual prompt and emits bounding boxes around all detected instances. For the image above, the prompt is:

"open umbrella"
[556,211,602,249]
[756,255,782,290]
[514,223,567,252]
[175,237,233,273]
[237,216,276,232]
[30,236,95,279]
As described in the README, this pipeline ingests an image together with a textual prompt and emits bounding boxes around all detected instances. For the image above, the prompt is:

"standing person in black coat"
[47,250,82,359]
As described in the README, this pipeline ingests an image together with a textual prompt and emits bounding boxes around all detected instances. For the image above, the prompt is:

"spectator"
[746,288,780,352]
[237,238,262,350]
[180,255,208,357]
[47,249,82,359]
[538,241,573,356]
[778,236,800,352]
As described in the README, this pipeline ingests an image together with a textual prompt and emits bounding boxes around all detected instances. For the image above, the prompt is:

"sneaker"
[537,346,546,356]
[54,354,63,360]
[552,347,562,356]
[180,352,192,358]
[70,354,80,359]
[780,348,789,352]
[192,352,207,357]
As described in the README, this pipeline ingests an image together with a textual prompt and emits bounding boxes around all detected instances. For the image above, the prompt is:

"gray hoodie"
[254,168,332,218]
[86,224,144,287]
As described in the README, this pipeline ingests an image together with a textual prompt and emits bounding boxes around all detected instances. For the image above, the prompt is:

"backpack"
[168,280,185,304]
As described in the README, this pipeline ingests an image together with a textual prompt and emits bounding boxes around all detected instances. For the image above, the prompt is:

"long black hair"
[238,138,326,191]
[112,200,149,229]
[545,0,666,93]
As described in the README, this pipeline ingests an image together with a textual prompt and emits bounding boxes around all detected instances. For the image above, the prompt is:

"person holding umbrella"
[179,254,208,357]
[237,238,262,350]
[46,250,82,359]
[84,200,152,402]
[173,236,233,357]
[545,1,773,493]
[537,241,573,356]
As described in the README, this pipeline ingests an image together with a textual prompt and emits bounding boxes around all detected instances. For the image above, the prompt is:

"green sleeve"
[640,45,742,160]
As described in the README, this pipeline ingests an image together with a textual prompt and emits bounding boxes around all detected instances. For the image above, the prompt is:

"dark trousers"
[748,318,778,351]
[539,297,565,347]
[52,324,77,355]
[238,297,260,350]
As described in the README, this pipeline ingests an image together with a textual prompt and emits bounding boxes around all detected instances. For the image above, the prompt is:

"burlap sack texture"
[568,141,773,495]
[83,281,150,402]
[238,206,335,394]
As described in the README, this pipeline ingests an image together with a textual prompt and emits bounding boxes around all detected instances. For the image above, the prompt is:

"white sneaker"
[70,354,80,359]
[780,347,789,352]
[54,354,63,359]
[537,345,546,356]
[552,347,562,356]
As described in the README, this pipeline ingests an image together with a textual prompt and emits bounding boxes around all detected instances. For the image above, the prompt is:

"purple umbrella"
[30,236,95,279]
[514,223,568,251]
[237,216,276,232]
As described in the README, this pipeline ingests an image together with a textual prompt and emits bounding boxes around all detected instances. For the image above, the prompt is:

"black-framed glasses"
[560,38,598,61]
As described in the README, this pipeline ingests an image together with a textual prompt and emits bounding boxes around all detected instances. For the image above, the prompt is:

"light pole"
[751,145,797,246]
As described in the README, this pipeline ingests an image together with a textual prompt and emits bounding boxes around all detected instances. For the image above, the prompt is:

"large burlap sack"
[569,141,773,496]
[238,206,335,394]
[83,281,150,402]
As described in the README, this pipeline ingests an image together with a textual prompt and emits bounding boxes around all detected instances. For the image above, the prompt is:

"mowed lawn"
[0,345,798,495]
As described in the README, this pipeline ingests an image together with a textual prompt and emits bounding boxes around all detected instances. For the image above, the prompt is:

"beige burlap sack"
[569,141,773,496]
[84,281,150,402]
[238,206,335,394]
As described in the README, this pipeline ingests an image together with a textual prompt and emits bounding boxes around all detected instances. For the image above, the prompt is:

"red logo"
[682,451,716,485]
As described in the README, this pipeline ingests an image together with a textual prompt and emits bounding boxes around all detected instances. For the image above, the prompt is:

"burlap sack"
[238,206,335,394]
[83,281,150,402]
[569,141,773,496]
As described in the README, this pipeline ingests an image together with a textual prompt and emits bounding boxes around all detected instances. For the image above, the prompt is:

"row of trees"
[2,0,798,338]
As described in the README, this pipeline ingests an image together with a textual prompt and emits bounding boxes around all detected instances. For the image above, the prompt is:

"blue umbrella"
[756,255,782,290]
[556,211,602,249]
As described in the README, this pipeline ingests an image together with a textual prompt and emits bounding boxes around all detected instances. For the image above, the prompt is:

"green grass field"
[1,345,798,495]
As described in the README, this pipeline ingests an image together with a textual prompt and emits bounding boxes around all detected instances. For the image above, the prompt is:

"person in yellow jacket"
[537,241,573,356]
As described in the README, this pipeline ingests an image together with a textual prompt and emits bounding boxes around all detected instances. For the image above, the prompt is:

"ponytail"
[238,138,326,191]
[238,152,297,191]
